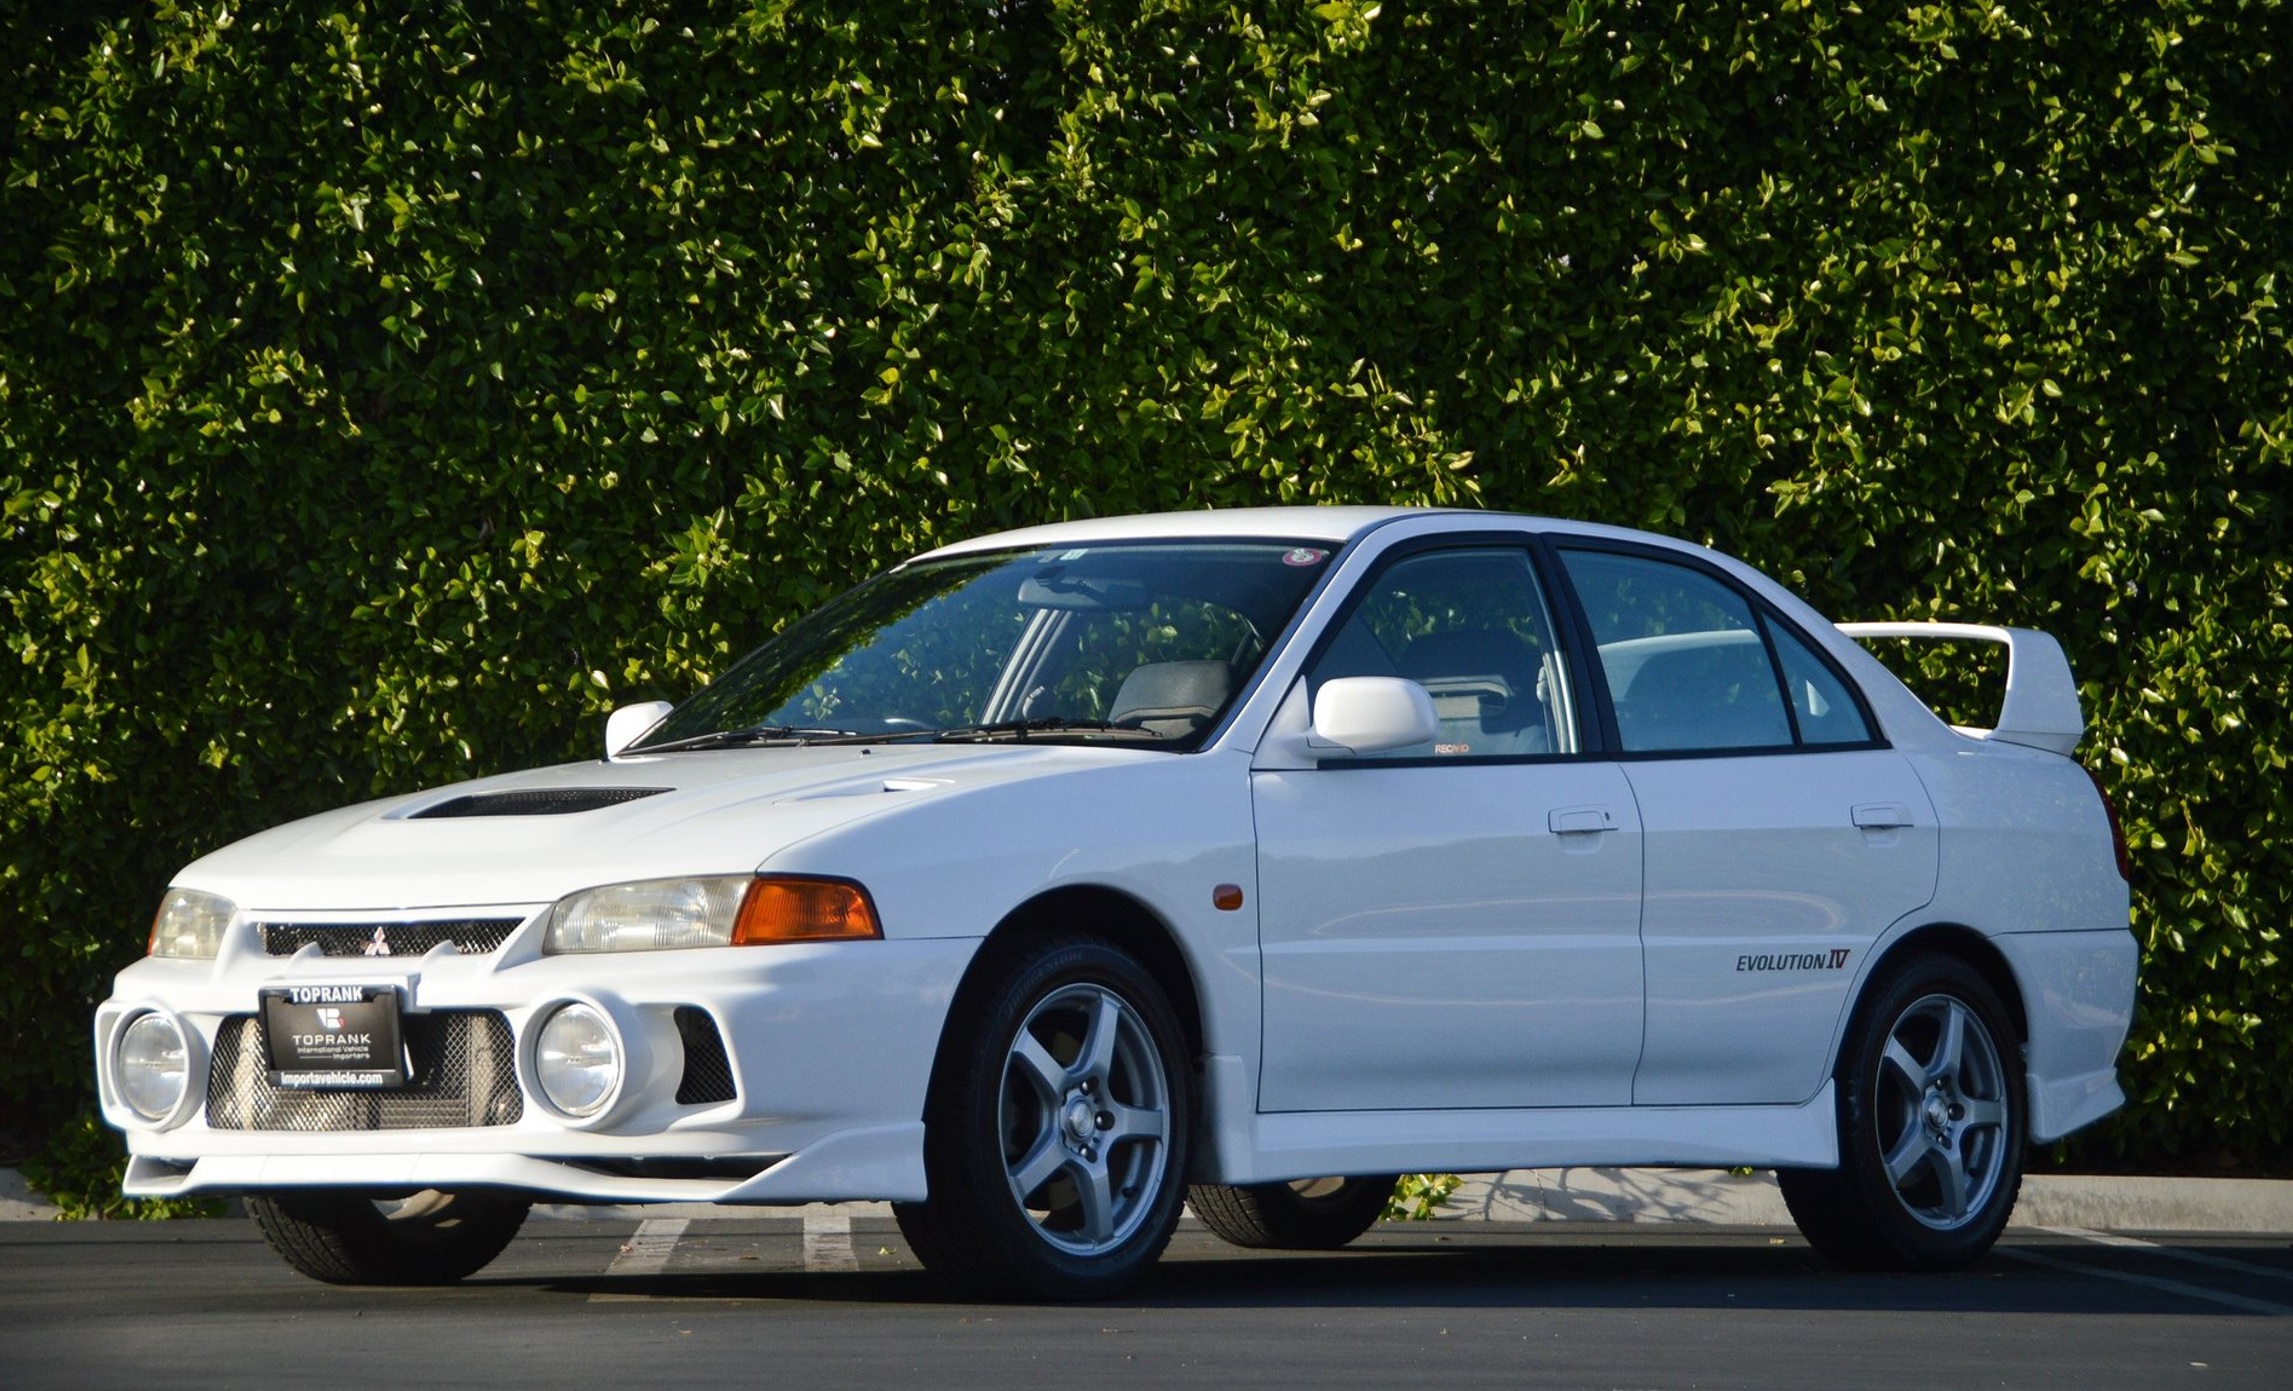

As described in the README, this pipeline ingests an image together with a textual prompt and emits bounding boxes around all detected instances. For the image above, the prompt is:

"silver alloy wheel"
[1000,981,1172,1257]
[1875,992,2010,1230]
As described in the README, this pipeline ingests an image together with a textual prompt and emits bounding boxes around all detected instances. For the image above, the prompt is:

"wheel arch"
[1844,922,2031,1070]
[921,884,1209,1112]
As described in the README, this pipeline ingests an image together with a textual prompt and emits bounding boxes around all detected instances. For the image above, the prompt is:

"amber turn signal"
[732,877,882,944]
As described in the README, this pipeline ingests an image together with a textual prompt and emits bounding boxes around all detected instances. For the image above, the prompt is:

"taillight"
[2083,766,2133,883]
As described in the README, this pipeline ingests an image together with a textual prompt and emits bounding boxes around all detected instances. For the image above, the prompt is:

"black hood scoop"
[409,787,671,818]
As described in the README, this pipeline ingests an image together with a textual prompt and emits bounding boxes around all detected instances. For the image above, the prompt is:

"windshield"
[631,539,1338,751]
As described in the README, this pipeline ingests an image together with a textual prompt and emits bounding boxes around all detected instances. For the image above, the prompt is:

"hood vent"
[410,787,671,819]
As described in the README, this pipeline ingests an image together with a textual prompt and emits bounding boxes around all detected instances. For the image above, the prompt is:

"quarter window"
[1771,621,1874,746]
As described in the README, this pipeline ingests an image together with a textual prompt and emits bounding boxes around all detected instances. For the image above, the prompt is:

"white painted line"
[803,1206,858,1273]
[2048,1226,2293,1285]
[1997,1245,2293,1316]
[588,1217,689,1302]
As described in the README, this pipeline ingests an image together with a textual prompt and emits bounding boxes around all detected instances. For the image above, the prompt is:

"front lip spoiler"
[120,1121,929,1205]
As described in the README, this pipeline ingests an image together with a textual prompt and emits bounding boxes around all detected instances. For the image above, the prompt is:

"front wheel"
[1189,1175,1399,1250]
[246,1189,529,1285]
[1780,953,2026,1270]
[895,935,1191,1301]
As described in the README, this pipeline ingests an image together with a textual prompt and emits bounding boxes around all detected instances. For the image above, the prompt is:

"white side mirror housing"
[604,701,676,760]
[1310,677,1439,757]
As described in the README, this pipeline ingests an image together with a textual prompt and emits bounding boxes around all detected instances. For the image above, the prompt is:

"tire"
[1780,953,2026,1270]
[1189,1175,1399,1250]
[894,934,1191,1301]
[246,1189,530,1285]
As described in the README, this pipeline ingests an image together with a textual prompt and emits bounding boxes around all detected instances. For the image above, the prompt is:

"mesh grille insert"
[410,788,670,818]
[205,1011,523,1131]
[674,1006,738,1106]
[259,919,524,958]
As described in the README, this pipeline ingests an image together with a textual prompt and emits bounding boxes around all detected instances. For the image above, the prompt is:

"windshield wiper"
[632,725,860,754]
[929,718,1167,743]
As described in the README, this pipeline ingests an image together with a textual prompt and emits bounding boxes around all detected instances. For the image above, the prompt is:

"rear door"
[1552,545,1939,1107]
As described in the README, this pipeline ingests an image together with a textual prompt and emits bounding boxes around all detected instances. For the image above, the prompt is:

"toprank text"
[285,985,371,1005]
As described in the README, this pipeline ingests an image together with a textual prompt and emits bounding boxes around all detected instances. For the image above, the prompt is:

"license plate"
[260,985,408,1089]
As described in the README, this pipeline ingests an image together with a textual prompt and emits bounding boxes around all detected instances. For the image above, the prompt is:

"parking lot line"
[803,1207,858,1273]
[2046,1226,2293,1284]
[1997,1245,2293,1316]
[588,1217,689,1302]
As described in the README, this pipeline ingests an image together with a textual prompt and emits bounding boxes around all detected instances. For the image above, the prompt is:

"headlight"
[148,889,236,959]
[534,1003,620,1117]
[544,875,880,953]
[117,1013,189,1122]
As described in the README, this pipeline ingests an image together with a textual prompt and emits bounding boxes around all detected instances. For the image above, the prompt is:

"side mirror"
[1311,677,1439,757]
[604,701,675,760]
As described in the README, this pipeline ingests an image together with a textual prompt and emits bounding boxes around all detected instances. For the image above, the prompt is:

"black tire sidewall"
[248,1189,529,1284]
[1190,1174,1398,1249]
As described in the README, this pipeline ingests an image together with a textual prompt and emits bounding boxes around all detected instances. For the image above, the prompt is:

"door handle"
[1852,803,1914,830]
[1549,807,1619,835]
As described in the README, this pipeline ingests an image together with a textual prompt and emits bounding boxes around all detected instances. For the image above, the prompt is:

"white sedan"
[97,507,2136,1298]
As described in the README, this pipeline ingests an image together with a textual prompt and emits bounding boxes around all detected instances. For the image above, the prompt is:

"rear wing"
[1836,622,2084,756]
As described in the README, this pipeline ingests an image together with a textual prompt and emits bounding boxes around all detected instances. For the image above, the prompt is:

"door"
[1252,545,1647,1112]
[1554,546,1939,1107]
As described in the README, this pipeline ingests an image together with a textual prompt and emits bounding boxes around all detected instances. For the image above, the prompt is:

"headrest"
[1109,660,1233,733]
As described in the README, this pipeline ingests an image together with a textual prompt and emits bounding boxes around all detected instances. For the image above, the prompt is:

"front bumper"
[96,922,975,1205]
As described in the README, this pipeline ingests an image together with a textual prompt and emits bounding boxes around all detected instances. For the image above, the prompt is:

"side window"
[1559,550,1793,753]
[1771,622,1873,746]
[1307,548,1575,758]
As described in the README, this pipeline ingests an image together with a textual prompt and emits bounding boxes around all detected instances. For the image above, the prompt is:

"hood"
[177,743,1147,914]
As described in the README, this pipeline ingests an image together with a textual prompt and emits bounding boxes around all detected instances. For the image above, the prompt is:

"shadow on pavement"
[528,1231,2293,1318]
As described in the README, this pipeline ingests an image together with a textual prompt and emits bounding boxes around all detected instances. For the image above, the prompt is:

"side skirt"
[1208,1082,1840,1186]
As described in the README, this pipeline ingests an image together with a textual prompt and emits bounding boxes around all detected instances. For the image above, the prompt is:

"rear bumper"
[1996,927,2140,1144]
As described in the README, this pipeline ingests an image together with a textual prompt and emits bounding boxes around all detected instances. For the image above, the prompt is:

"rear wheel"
[1780,953,2025,1270]
[1190,1175,1398,1250]
[246,1189,529,1285]
[895,935,1190,1301]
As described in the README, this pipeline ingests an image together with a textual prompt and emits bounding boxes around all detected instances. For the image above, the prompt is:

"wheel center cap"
[1064,1095,1096,1144]
[1924,1090,1952,1137]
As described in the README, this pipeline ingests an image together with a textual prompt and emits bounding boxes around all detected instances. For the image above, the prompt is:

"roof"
[912,506,1470,561]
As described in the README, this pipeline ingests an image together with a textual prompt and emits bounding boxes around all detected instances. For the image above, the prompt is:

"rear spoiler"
[1836,622,2084,756]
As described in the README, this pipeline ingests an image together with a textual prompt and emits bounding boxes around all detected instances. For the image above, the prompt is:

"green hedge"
[3,1,2285,1189]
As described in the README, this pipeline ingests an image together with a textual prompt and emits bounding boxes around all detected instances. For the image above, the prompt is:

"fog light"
[118,1013,189,1122]
[535,1003,620,1118]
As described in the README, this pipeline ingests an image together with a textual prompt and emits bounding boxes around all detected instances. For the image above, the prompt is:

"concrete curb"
[9,1166,2289,1233]
[0,1168,61,1221]
[1442,1167,2293,1234]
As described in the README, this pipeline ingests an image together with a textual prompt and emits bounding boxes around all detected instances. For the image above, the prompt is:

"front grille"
[410,788,669,818]
[674,1006,737,1106]
[258,919,524,958]
[205,1011,523,1131]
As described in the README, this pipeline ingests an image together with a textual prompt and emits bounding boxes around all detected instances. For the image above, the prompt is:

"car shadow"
[525,1231,2293,1318]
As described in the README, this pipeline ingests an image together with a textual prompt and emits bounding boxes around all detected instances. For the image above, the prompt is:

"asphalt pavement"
[8,1166,2288,1387]
[3,1213,2288,1390]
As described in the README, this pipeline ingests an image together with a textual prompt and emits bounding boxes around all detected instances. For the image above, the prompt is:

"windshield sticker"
[1058,548,1089,561]
[1282,548,1327,567]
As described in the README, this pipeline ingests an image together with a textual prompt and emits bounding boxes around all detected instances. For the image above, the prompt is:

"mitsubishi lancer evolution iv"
[98,508,2136,1299]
